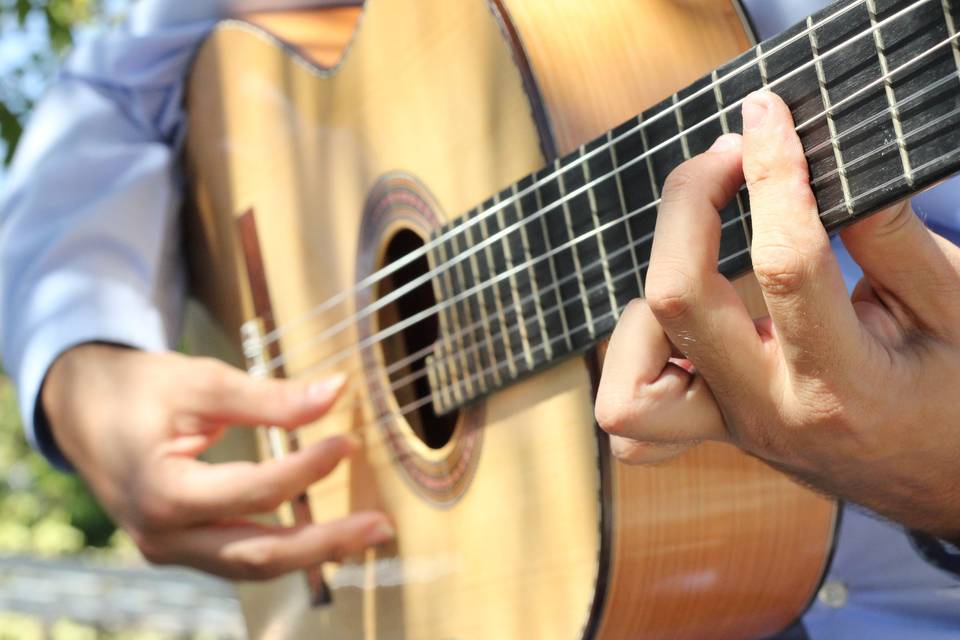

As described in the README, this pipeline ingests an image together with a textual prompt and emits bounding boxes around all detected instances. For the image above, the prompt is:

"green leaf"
[0,100,23,166]
[15,0,31,27]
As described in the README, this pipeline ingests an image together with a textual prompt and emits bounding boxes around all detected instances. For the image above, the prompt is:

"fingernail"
[365,521,396,546]
[307,373,347,401]
[708,134,740,153]
[742,91,770,131]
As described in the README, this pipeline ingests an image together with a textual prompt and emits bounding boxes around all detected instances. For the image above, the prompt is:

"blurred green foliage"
[0,378,120,555]
[0,0,122,164]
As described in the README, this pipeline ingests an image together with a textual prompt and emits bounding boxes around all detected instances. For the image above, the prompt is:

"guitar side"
[182,1,837,638]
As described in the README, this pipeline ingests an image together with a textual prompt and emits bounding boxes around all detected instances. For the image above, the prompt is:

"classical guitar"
[182,0,959,637]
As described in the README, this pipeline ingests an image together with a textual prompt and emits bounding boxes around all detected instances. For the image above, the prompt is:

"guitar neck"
[426,0,960,415]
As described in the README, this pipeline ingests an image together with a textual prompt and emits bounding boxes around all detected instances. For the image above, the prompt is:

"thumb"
[840,201,960,335]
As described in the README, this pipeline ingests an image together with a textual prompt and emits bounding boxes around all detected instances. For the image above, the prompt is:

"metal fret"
[756,43,770,86]
[512,183,553,362]
[463,214,503,387]
[435,239,467,402]
[672,94,691,160]
[808,15,855,216]
[480,196,518,378]
[536,176,574,352]
[638,114,661,201]
[496,195,535,370]
[582,143,622,319]
[606,129,645,297]
[943,0,960,82]
[556,159,596,338]
[711,69,752,246]
[448,230,486,395]
[869,0,915,186]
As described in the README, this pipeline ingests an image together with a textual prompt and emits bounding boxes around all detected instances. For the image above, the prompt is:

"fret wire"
[796,24,960,134]
[756,43,770,86]
[464,211,504,387]
[302,73,960,403]
[821,142,960,220]
[606,129,645,297]
[556,160,597,339]
[638,114,661,201]
[376,212,758,409]
[426,211,748,384]
[450,232,486,395]
[456,223,492,393]
[805,69,959,159]
[808,15,856,215]
[943,0,960,75]
[712,68,753,246]
[255,0,917,353]
[673,94,692,159]
[514,182,554,361]
[440,241,756,401]
[582,143,622,320]
[815,101,960,188]
[277,36,960,381]
[496,195,535,370]
[435,237,468,402]
[536,173,575,351]
[323,240,759,445]
[869,0,916,185]
[481,195,518,378]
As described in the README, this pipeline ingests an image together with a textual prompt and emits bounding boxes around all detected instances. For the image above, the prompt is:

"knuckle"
[751,243,810,296]
[246,480,285,514]
[661,164,699,205]
[646,271,696,322]
[594,394,634,437]
[230,542,281,581]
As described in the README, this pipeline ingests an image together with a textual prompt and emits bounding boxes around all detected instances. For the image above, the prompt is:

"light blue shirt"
[0,0,957,636]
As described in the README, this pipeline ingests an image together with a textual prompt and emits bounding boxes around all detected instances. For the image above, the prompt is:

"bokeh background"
[1,2,246,637]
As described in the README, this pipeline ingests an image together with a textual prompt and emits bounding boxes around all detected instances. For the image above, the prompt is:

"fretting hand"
[42,344,394,579]
[595,91,960,542]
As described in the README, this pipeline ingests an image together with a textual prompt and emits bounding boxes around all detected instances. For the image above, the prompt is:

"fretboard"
[426,0,960,415]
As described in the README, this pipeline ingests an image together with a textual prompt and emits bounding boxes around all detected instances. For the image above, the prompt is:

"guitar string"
[316,144,960,460]
[286,211,753,423]
[281,233,758,447]
[252,0,947,372]
[254,35,960,382]
[250,0,924,351]
[281,92,960,435]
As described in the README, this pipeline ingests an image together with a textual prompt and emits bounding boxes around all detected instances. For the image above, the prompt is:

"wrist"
[41,342,134,469]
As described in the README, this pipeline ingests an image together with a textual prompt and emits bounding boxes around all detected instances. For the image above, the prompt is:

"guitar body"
[183,1,837,638]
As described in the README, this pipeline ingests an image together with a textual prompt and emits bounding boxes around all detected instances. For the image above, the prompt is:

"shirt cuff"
[9,276,173,470]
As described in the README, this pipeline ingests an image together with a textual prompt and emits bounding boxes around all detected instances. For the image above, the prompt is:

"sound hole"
[376,229,458,449]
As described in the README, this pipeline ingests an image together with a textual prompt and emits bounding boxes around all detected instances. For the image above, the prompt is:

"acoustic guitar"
[182,0,959,637]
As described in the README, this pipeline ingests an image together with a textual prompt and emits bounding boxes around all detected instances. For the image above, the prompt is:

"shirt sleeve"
[0,6,222,468]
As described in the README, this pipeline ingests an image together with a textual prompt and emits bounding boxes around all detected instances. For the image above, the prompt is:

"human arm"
[0,0,391,576]
[594,91,960,544]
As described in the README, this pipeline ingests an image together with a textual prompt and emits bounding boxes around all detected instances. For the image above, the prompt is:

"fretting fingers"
[595,299,728,459]
[741,91,863,374]
[645,134,766,400]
